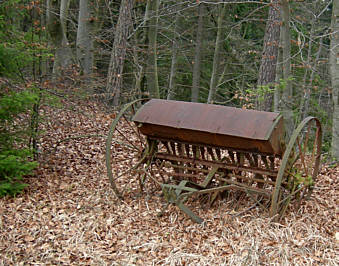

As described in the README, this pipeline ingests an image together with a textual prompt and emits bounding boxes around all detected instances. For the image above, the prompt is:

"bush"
[0,89,38,197]
[0,150,37,197]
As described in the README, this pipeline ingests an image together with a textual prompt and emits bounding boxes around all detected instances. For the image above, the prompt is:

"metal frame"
[106,100,322,223]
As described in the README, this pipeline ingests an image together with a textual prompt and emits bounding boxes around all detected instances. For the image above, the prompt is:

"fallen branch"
[47,134,106,154]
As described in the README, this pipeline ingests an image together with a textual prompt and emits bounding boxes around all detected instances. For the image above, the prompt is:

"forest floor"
[0,96,338,265]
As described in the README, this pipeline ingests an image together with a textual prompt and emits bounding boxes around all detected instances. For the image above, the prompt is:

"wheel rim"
[106,99,150,198]
[270,117,322,219]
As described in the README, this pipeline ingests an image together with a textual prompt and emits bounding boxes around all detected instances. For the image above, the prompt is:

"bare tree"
[76,0,95,76]
[191,3,205,102]
[280,0,294,136]
[47,0,73,77]
[299,35,323,122]
[146,0,160,99]
[167,9,180,100]
[296,1,330,122]
[106,0,134,106]
[331,0,339,159]
[207,4,226,104]
[257,0,280,111]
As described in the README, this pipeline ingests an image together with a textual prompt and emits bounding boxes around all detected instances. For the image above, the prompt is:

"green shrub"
[0,149,37,197]
[0,89,38,197]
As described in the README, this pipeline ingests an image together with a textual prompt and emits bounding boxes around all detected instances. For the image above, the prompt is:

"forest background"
[0,0,338,199]
[0,0,338,264]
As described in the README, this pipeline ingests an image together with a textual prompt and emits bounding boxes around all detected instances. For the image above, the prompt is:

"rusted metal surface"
[133,99,285,155]
[133,99,280,139]
[155,153,278,176]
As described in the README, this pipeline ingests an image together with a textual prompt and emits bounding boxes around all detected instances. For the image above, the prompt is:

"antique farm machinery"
[106,99,322,223]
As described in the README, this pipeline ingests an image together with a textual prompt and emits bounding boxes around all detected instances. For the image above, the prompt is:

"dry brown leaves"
[0,99,338,265]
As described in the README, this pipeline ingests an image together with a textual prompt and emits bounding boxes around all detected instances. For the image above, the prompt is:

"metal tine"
[228,150,236,164]
[245,153,254,166]
[213,148,218,160]
[191,145,199,174]
[222,149,232,163]
[192,145,198,159]
[177,143,185,173]
[269,156,275,170]
[162,140,171,154]
[236,152,244,166]
[207,147,216,161]
[252,154,265,188]
[177,143,183,156]
[252,154,259,167]
[200,146,206,160]
[215,148,221,161]
[185,144,191,158]
[170,142,176,155]
[184,144,194,174]
[234,152,244,183]
[261,156,270,170]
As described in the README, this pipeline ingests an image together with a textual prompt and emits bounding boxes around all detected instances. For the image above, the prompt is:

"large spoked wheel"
[270,117,322,220]
[106,99,154,199]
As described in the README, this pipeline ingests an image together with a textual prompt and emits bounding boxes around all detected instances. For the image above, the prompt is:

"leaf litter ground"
[0,98,338,265]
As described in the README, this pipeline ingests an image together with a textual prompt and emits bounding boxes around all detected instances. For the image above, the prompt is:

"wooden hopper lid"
[133,99,282,141]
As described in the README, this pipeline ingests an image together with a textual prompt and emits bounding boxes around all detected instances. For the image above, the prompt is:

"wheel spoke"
[303,123,311,156]
[278,184,305,206]
[113,155,137,164]
[122,114,145,149]
[116,127,142,152]
[309,127,320,175]
[114,139,141,152]
[113,156,147,182]
[296,136,309,178]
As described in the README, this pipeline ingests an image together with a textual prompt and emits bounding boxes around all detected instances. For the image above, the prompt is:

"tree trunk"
[132,34,144,99]
[47,0,73,77]
[274,33,283,113]
[167,10,180,100]
[106,0,134,106]
[300,36,323,122]
[257,0,280,111]
[207,4,226,104]
[331,0,339,159]
[76,0,94,75]
[191,3,204,102]
[298,23,314,123]
[129,3,151,99]
[146,0,160,99]
[280,0,294,137]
